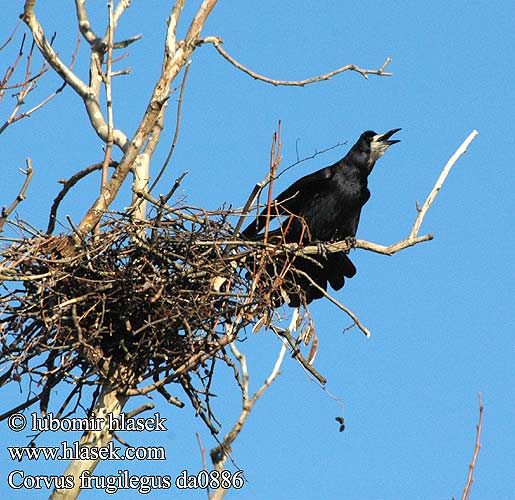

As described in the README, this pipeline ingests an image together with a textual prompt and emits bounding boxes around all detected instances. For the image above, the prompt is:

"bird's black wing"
[242,165,336,238]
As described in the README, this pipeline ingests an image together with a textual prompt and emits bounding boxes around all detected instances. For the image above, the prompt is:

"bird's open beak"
[378,128,401,145]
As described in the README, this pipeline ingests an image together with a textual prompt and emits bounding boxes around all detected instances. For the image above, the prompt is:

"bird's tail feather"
[327,252,356,290]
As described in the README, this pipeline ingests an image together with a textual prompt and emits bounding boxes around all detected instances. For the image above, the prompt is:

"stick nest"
[0,207,317,421]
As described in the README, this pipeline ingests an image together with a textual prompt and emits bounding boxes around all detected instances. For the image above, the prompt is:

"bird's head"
[349,128,401,173]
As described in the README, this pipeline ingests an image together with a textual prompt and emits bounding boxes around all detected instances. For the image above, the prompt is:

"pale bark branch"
[112,34,142,50]
[112,0,132,30]
[23,0,129,150]
[165,0,186,61]
[23,1,89,96]
[184,1,219,50]
[200,36,392,85]
[74,0,99,45]
[411,130,478,239]
[130,154,150,222]
[75,0,219,238]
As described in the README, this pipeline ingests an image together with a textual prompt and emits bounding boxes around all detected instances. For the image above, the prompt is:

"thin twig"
[195,432,210,500]
[0,19,23,51]
[460,393,484,500]
[149,61,192,194]
[0,32,80,135]
[161,170,189,205]
[275,325,327,385]
[0,159,34,233]
[234,171,271,236]
[295,268,371,337]
[276,140,347,181]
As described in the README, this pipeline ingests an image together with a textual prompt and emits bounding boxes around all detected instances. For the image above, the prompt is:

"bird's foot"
[344,236,356,254]
[315,241,327,258]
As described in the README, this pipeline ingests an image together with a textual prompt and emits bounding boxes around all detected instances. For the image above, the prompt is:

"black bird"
[242,128,401,307]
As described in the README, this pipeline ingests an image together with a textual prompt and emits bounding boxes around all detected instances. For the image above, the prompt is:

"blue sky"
[1,1,514,499]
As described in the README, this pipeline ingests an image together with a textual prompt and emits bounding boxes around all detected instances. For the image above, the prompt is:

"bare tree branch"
[0,31,70,134]
[200,36,392,85]
[112,0,132,31]
[23,0,129,150]
[75,0,219,239]
[165,0,186,61]
[410,130,478,239]
[74,0,99,45]
[196,432,211,500]
[273,324,327,385]
[0,18,23,51]
[112,33,142,50]
[294,267,371,337]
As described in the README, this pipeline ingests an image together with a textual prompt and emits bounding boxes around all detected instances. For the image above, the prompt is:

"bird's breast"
[306,178,368,240]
